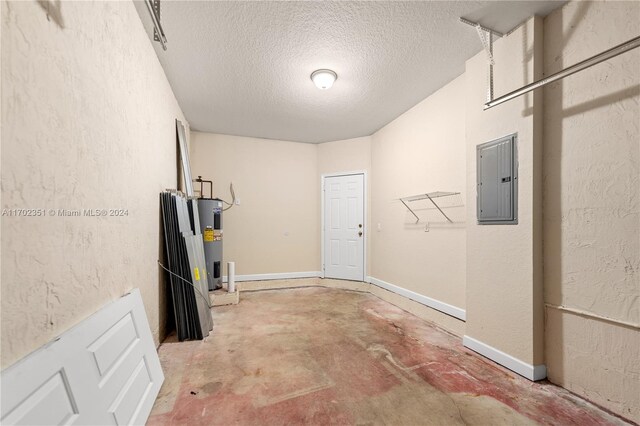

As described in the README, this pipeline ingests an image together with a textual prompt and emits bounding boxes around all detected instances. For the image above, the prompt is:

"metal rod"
[459,17,503,38]
[485,35,640,110]
[545,303,639,330]
[400,199,420,224]
[425,194,454,223]
[144,0,167,50]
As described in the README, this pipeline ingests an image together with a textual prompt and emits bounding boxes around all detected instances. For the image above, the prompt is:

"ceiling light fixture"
[311,69,337,90]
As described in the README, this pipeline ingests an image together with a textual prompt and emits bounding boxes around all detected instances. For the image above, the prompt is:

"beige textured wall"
[464,17,544,365]
[370,75,467,310]
[1,1,187,368]
[317,137,371,177]
[318,136,372,275]
[543,1,640,420]
[190,132,319,276]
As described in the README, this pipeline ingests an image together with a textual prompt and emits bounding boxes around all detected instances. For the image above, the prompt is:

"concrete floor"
[148,287,628,425]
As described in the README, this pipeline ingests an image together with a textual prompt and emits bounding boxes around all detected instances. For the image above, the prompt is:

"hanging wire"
[221,182,236,211]
[157,260,212,309]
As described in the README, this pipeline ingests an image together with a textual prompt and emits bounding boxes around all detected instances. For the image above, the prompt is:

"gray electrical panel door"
[477,134,517,224]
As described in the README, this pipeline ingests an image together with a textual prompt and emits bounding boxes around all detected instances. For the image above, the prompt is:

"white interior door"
[1,289,163,425]
[324,173,364,281]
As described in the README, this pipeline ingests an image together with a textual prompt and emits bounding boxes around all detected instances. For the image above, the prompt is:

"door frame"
[320,171,367,281]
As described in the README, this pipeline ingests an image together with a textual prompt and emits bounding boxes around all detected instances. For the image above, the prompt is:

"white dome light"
[311,69,337,90]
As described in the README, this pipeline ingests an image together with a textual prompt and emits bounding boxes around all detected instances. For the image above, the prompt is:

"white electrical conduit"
[545,303,640,330]
[484,35,640,110]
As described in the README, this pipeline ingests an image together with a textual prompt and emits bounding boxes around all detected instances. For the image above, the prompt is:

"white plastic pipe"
[227,262,236,293]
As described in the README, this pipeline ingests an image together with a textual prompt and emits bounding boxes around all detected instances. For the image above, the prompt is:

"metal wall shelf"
[399,191,461,224]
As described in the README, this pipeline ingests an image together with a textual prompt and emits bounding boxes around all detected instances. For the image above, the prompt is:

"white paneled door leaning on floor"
[0,289,163,426]
[323,173,365,281]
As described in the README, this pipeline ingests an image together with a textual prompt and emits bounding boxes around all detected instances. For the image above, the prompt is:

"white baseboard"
[366,276,466,321]
[223,271,321,283]
[217,271,546,383]
[463,335,547,381]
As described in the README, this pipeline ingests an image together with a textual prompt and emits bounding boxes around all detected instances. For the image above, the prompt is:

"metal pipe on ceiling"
[144,0,167,50]
[484,35,640,110]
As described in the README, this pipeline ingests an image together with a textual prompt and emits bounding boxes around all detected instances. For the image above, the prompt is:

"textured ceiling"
[135,1,565,143]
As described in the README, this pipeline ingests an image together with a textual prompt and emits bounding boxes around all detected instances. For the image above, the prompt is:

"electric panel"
[477,134,518,224]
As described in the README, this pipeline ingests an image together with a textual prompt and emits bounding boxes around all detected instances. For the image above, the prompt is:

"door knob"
[358,231,363,237]
[358,224,362,228]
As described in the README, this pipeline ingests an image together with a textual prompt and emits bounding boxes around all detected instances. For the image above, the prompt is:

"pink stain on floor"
[358,297,625,425]
[148,287,632,426]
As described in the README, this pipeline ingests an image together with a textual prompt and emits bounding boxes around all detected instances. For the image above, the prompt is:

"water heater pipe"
[227,262,236,293]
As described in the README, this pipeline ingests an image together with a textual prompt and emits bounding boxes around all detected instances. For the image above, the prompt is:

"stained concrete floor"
[148,287,629,425]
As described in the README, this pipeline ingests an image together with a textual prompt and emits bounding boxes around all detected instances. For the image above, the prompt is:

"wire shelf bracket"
[399,191,461,225]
